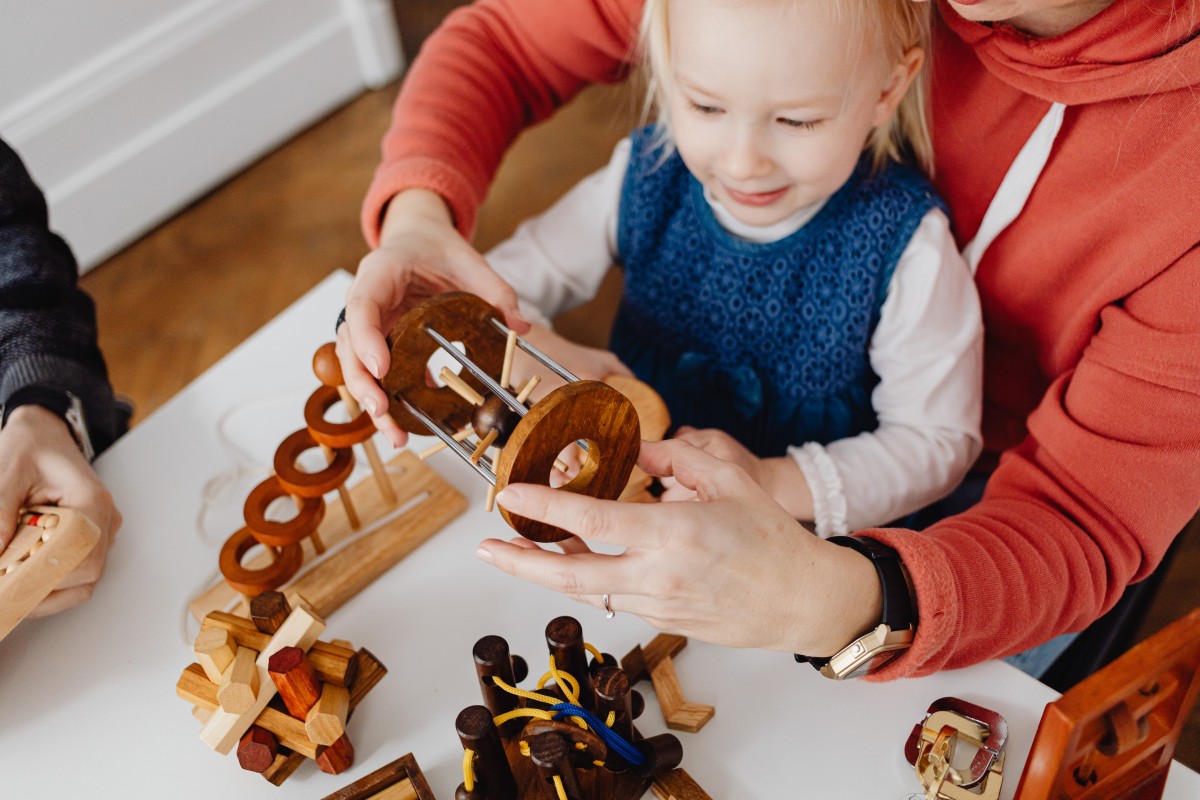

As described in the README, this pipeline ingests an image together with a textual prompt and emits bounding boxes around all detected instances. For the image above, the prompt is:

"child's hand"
[514,325,633,397]
[662,426,813,520]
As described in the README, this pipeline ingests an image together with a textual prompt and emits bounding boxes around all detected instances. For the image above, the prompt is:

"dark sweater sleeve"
[0,138,126,455]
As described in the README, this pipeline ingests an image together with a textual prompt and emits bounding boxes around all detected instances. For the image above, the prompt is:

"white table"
[2,272,1197,799]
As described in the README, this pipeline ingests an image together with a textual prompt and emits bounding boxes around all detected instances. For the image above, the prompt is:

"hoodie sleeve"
[0,139,125,455]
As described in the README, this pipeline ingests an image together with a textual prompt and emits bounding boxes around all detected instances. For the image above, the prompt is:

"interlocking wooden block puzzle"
[450,615,710,800]
[189,342,468,622]
[0,506,101,642]
[175,590,388,785]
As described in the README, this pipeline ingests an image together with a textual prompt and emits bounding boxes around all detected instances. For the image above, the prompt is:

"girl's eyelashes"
[688,100,723,115]
[777,117,822,131]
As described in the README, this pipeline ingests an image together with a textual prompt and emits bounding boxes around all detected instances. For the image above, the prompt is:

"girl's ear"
[873,47,924,127]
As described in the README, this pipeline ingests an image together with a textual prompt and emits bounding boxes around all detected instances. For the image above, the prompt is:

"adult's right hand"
[0,405,121,617]
[338,188,530,447]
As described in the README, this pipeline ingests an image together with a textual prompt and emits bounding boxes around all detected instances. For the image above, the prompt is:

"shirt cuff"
[790,442,848,538]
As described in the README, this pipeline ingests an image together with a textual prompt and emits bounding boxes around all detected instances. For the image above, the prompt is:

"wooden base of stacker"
[190,451,466,621]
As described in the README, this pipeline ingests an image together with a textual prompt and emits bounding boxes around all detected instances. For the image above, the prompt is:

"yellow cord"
[553,775,568,800]
[462,749,476,791]
[605,710,616,727]
[519,740,530,757]
[584,642,604,664]
[494,707,554,727]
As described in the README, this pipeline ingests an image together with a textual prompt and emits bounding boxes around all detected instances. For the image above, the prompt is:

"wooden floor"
[79,2,1200,774]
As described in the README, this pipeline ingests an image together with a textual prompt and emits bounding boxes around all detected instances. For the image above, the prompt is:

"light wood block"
[199,605,326,754]
[317,752,434,800]
[190,451,466,621]
[217,645,260,714]
[193,628,236,683]
[651,769,712,800]
[0,507,101,642]
[200,611,357,687]
[649,658,714,733]
[306,683,349,745]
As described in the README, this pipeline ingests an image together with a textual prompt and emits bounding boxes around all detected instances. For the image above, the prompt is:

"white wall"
[0,0,405,270]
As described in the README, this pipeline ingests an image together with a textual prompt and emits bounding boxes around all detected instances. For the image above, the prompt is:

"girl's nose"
[720,126,773,181]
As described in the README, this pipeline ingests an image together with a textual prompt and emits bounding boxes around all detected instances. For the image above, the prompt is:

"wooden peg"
[269,645,323,720]
[250,591,292,635]
[417,425,473,460]
[514,374,540,404]
[316,442,361,530]
[470,429,498,464]
[237,726,279,773]
[306,683,349,745]
[528,731,583,800]
[218,646,261,714]
[193,628,236,683]
[440,367,485,406]
[485,485,497,513]
[501,329,517,389]
[316,732,356,774]
[546,616,595,711]
[456,705,518,798]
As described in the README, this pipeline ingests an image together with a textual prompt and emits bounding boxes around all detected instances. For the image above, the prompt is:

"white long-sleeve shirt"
[485,138,983,536]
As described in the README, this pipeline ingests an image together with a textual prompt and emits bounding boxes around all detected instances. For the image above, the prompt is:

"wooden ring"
[495,381,639,542]
[218,526,303,596]
[304,385,375,448]
[381,292,506,435]
[273,428,354,498]
[243,475,325,547]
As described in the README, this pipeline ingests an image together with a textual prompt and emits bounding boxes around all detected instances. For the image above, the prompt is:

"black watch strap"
[794,535,916,668]
[1,385,95,460]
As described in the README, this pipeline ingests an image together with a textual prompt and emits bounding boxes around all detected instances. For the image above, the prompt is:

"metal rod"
[399,396,497,486]
[488,317,581,385]
[423,325,528,419]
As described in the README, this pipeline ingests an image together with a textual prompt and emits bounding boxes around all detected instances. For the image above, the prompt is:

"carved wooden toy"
[451,615,705,800]
[321,753,437,800]
[176,590,389,785]
[381,292,651,542]
[190,342,468,622]
[0,506,101,642]
[620,634,714,734]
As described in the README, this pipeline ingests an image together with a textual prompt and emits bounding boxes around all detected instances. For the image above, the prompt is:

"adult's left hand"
[476,439,879,656]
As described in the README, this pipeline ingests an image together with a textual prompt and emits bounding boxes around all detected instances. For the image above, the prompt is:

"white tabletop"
[2,271,1197,799]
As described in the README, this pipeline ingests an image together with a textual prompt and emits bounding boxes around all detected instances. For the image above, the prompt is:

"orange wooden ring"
[243,475,325,547]
[380,292,506,435]
[495,381,640,542]
[274,428,354,498]
[218,526,303,596]
[304,385,375,448]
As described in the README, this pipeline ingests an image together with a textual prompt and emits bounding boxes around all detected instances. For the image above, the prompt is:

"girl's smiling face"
[664,0,919,227]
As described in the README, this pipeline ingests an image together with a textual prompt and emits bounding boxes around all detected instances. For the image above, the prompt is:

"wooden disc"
[243,475,326,547]
[380,292,506,435]
[495,381,639,542]
[304,385,375,448]
[219,526,303,596]
[274,428,354,498]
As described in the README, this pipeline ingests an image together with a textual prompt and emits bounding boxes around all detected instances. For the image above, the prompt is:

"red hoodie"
[363,0,1200,677]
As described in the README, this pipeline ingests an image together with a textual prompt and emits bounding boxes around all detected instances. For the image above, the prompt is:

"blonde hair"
[639,0,934,174]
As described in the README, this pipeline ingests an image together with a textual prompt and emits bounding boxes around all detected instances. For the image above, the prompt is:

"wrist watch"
[794,535,917,680]
[1,385,95,461]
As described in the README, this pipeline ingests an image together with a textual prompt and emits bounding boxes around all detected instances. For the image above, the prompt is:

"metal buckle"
[904,697,1007,800]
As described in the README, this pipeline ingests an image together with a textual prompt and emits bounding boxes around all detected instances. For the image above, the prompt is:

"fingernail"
[367,355,382,379]
[475,547,494,564]
[494,486,521,510]
[363,396,378,417]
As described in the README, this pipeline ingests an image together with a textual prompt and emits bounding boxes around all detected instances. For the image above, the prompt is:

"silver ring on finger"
[602,593,615,619]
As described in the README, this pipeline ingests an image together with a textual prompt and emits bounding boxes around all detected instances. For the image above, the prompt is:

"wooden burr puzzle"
[189,341,468,622]
[0,506,101,642]
[449,615,711,800]
[381,292,659,542]
[176,589,388,784]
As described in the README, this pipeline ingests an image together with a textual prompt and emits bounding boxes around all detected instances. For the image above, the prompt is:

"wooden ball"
[312,342,343,387]
[471,395,521,447]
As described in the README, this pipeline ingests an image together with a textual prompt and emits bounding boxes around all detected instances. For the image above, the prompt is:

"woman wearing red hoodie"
[337,0,1200,679]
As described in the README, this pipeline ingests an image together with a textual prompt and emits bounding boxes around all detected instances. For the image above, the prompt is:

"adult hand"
[660,426,814,520]
[338,188,530,447]
[477,438,879,656]
[0,405,121,617]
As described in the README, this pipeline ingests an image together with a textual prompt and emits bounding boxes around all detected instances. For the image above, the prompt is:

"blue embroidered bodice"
[611,126,943,457]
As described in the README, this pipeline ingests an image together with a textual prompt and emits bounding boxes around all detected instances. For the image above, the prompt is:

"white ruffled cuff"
[789,442,848,538]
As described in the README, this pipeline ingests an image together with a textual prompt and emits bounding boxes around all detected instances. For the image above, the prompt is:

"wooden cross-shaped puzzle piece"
[621,633,715,733]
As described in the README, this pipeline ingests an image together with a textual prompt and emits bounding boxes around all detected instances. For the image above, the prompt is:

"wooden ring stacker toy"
[303,384,376,449]
[380,292,640,543]
[273,429,354,498]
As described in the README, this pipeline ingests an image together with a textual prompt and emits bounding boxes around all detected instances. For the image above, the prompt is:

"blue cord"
[550,703,645,766]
